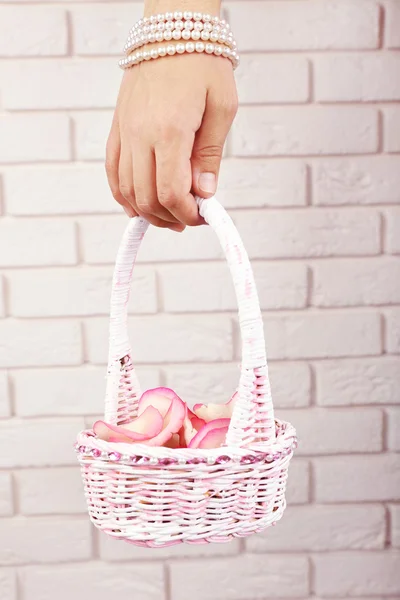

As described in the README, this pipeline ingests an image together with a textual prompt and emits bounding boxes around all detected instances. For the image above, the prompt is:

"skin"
[105,0,238,231]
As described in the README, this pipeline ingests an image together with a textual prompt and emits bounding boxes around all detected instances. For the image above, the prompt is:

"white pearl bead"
[175,20,184,30]
[173,11,183,20]
[165,20,174,30]
[144,50,151,60]
[191,30,201,40]
[150,15,157,24]
[222,46,230,57]
[182,30,191,40]
[136,51,143,60]
[220,19,227,27]
[143,25,149,33]
[195,41,205,52]
[186,42,195,53]
[167,44,176,55]
[183,11,193,20]
[157,22,165,31]
[203,22,212,32]
[176,42,185,54]
[205,43,214,54]
[150,23,157,32]
[156,31,164,42]
[184,20,194,30]
[158,46,167,56]
[201,30,210,40]
[214,44,223,56]
[194,21,203,31]
[151,48,158,59]
[140,34,146,43]
[193,12,202,21]
[156,13,164,22]
[165,12,173,20]
[148,32,156,43]
[203,13,211,22]
[138,18,144,27]
[219,34,227,43]
[164,30,173,40]
[172,30,182,40]
[210,31,219,42]
[212,16,220,24]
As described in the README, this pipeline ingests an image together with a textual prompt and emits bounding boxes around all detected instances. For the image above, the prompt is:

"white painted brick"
[3,165,120,216]
[16,468,86,515]
[387,408,400,451]
[247,504,385,552]
[314,454,400,502]
[232,209,380,258]
[263,311,381,360]
[7,266,156,317]
[0,473,13,517]
[72,111,113,160]
[79,216,223,264]
[218,159,307,207]
[12,367,103,417]
[0,60,120,110]
[85,315,233,364]
[0,517,91,565]
[165,362,311,408]
[314,552,400,596]
[384,106,400,152]
[386,309,400,354]
[0,372,11,418]
[228,1,379,50]
[100,532,240,560]
[281,407,382,455]
[314,53,400,101]
[0,276,5,317]
[386,207,400,254]
[316,358,400,406]
[0,6,67,56]
[0,569,16,600]
[0,114,70,163]
[20,563,165,600]
[72,4,142,55]
[232,106,378,156]
[386,0,400,47]
[313,156,400,205]
[312,257,400,307]
[0,320,82,368]
[0,219,77,267]
[170,554,309,600]
[236,55,309,103]
[286,458,310,504]
[0,418,84,468]
[390,504,400,547]
[160,262,307,312]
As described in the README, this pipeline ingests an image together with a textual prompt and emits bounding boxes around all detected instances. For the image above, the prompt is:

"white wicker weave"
[76,197,297,547]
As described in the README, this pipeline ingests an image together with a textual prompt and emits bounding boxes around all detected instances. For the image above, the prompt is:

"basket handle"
[105,197,275,447]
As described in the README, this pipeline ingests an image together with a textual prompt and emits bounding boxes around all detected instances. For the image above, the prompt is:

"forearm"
[144,0,221,17]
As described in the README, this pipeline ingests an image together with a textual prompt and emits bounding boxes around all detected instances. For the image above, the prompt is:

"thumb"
[191,96,235,198]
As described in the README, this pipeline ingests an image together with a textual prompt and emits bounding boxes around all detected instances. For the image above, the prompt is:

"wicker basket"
[76,197,297,547]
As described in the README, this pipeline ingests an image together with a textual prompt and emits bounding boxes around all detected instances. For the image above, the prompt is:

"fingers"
[191,87,238,199]
[133,146,184,230]
[105,115,136,217]
[154,126,203,227]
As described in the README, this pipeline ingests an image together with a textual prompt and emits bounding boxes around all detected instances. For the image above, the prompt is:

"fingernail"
[198,172,216,195]
[170,223,185,233]
[123,206,134,218]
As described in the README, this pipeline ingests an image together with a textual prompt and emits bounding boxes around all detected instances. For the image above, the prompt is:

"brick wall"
[0,1,399,599]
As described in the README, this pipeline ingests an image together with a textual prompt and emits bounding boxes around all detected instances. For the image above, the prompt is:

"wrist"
[144,0,221,17]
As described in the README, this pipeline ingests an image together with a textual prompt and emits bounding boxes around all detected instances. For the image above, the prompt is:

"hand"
[106,51,238,231]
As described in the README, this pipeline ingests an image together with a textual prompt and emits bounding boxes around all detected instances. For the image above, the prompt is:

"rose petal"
[178,409,206,447]
[193,392,237,423]
[143,396,186,447]
[94,406,163,443]
[195,426,229,449]
[188,418,231,449]
[138,387,181,418]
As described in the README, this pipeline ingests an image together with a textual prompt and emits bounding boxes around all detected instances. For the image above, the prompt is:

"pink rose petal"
[193,392,237,423]
[138,387,180,418]
[143,395,186,447]
[94,406,163,443]
[188,418,230,449]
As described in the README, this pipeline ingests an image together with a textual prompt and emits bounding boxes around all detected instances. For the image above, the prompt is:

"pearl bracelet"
[119,41,239,70]
[124,20,236,55]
